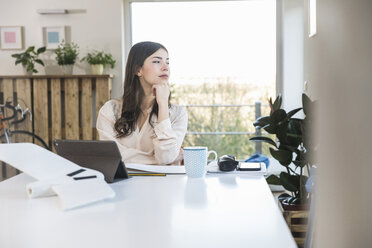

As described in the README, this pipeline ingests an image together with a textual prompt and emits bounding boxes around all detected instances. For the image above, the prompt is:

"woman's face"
[137,48,169,87]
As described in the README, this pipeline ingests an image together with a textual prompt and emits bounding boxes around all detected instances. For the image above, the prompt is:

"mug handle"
[207,150,218,162]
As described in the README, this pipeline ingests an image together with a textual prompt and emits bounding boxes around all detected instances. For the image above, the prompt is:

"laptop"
[53,140,129,183]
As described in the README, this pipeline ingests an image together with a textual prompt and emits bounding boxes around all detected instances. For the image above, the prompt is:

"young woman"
[96,41,188,165]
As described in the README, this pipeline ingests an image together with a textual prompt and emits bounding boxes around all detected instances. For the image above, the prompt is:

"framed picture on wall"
[43,26,65,49]
[0,26,23,50]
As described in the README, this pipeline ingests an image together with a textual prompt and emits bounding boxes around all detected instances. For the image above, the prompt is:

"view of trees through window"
[131,0,276,159]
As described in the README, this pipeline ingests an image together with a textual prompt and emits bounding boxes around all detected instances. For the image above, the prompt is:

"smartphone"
[238,162,261,171]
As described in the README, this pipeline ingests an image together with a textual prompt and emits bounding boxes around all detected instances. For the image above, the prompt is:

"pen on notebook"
[67,169,86,177]
[73,175,97,180]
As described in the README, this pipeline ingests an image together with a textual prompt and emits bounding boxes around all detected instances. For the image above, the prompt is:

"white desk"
[0,173,296,248]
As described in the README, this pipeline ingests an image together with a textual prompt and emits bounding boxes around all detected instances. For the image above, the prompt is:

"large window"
[129,0,276,159]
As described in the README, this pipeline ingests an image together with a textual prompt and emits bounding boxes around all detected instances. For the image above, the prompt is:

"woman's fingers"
[152,83,170,104]
[169,148,184,165]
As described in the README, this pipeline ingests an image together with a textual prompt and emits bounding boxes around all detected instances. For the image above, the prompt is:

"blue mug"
[183,147,217,178]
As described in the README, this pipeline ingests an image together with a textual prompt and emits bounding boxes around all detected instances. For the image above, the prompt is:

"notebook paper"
[0,143,115,210]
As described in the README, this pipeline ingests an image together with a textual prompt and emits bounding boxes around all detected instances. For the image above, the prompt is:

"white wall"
[306,0,372,247]
[2,0,301,104]
[278,0,304,112]
[0,0,124,98]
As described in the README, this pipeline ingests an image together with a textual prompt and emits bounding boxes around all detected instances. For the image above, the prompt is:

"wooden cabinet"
[0,75,112,147]
[0,75,112,180]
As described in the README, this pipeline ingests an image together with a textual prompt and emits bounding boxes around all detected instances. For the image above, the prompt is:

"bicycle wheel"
[0,130,49,150]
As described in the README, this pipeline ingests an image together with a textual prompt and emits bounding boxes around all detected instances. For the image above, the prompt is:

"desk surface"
[0,173,296,248]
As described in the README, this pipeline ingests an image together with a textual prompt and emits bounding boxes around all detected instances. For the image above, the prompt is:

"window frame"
[122,0,282,96]
[122,0,281,156]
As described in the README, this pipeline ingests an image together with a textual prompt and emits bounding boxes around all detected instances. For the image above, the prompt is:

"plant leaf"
[293,160,306,167]
[253,116,270,128]
[279,172,300,192]
[15,59,23,65]
[302,93,312,116]
[268,97,274,113]
[286,107,302,119]
[269,109,286,125]
[286,119,302,146]
[249,136,277,147]
[272,95,282,111]
[291,198,304,205]
[35,59,44,66]
[276,122,288,143]
[26,46,35,53]
[279,144,300,154]
[293,152,308,168]
[37,46,46,54]
[266,174,281,185]
[270,147,292,166]
[287,119,302,134]
[278,193,291,202]
[262,124,276,134]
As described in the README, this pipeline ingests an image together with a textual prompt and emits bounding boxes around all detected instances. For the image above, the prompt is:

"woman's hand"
[168,148,184,165]
[152,82,170,107]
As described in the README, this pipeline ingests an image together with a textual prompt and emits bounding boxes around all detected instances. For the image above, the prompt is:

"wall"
[306,0,372,247]
[0,0,124,98]
[278,0,304,112]
[1,0,304,105]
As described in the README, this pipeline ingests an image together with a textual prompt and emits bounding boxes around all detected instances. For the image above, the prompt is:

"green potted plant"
[81,50,116,75]
[250,93,317,209]
[11,46,46,75]
[55,40,79,74]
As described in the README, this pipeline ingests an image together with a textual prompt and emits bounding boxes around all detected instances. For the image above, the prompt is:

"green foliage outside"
[171,77,275,160]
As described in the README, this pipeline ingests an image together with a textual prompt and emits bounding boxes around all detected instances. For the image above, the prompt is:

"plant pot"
[22,66,33,76]
[91,64,104,75]
[280,198,310,211]
[279,197,310,248]
[61,65,74,75]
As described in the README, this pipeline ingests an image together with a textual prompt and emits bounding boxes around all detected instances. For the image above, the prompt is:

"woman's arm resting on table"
[152,106,188,164]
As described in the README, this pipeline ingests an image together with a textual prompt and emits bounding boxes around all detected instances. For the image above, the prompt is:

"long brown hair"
[114,41,170,137]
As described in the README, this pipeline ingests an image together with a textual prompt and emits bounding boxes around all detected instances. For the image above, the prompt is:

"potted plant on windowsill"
[11,46,46,75]
[81,50,116,75]
[250,93,317,210]
[55,40,79,74]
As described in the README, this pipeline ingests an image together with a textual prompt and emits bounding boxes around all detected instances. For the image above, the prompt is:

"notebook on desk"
[53,140,129,183]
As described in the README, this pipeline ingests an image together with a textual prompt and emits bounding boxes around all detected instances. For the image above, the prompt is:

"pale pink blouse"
[96,99,188,165]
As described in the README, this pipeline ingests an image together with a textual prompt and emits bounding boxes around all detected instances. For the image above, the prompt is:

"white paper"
[126,163,185,174]
[27,180,57,198]
[0,143,115,210]
[26,171,103,198]
[52,179,115,210]
[0,143,83,180]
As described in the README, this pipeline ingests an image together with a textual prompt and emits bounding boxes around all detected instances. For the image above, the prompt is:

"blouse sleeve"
[152,106,188,164]
[96,101,155,163]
